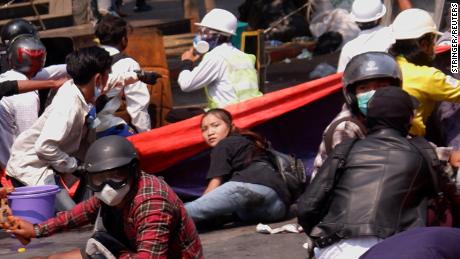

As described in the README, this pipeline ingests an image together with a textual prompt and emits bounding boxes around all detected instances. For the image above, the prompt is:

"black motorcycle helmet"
[7,34,46,78]
[84,135,139,174]
[1,19,37,46]
[342,52,402,116]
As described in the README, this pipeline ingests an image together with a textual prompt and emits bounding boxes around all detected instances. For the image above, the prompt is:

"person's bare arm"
[397,0,412,10]
[203,176,223,194]
[17,78,68,93]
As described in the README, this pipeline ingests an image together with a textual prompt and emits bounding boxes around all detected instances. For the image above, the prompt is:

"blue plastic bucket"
[8,185,60,224]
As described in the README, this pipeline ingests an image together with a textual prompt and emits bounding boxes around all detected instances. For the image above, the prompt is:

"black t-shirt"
[207,133,291,205]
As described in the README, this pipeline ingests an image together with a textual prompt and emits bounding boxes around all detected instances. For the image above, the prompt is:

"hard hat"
[1,19,37,46]
[392,8,442,40]
[7,35,46,78]
[342,52,402,115]
[84,135,139,173]
[195,8,237,36]
[350,0,386,23]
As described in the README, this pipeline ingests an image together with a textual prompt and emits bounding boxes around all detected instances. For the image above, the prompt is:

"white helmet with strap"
[392,8,442,40]
[350,0,386,23]
[195,8,237,36]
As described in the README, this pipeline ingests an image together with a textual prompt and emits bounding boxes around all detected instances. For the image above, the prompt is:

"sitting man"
[6,47,151,211]
[9,135,203,258]
[298,87,444,258]
[95,15,153,137]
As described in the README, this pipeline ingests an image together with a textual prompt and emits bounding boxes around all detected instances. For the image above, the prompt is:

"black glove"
[135,70,161,85]
[95,94,111,113]
[73,165,86,178]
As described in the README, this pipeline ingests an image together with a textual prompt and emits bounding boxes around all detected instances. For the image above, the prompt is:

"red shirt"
[38,173,203,259]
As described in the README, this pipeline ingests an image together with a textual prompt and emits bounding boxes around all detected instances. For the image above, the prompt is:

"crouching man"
[298,87,444,259]
[9,135,203,258]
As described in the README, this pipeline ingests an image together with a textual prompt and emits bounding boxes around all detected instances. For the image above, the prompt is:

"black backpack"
[267,148,307,203]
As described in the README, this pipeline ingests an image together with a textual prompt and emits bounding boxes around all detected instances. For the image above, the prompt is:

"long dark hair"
[201,108,269,153]
[388,33,436,67]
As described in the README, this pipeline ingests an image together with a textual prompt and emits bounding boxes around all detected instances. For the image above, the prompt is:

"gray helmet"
[342,52,402,115]
[84,135,138,173]
[7,34,46,78]
[1,19,37,46]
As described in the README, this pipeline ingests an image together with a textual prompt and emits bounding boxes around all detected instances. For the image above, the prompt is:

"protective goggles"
[87,168,130,192]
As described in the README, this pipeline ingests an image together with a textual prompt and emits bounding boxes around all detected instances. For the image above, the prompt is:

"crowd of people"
[0,0,459,258]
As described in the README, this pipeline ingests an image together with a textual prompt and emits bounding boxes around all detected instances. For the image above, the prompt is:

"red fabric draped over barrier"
[128,46,451,174]
[128,73,343,173]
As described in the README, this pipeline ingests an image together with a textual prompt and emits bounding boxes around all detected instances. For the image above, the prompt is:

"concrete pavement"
[0,218,307,258]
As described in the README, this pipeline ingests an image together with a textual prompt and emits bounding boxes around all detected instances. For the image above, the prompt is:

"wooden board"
[119,27,173,128]
[0,0,72,28]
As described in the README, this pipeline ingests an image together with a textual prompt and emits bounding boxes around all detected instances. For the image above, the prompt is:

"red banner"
[129,45,451,173]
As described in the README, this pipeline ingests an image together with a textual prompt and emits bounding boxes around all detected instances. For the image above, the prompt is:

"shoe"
[133,4,152,12]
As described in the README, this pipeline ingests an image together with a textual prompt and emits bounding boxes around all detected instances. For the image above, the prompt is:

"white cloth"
[314,237,382,259]
[256,223,303,234]
[178,43,259,108]
[86,238,116,259]
[309,7,360,48]
[6,72,139,186]
[337,26,395,72]
[97,45,151,133]
[0,70,39,168]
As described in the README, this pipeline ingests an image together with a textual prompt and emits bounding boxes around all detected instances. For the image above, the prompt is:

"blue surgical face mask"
[356,90,376,116]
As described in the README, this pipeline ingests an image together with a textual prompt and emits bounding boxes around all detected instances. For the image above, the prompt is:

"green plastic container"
[231,21,249,49]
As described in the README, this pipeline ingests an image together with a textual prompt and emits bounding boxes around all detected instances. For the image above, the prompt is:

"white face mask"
[95,183,130,206]
[94,86,101,101]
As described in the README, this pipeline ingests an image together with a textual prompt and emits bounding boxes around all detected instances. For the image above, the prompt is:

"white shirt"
[33,64,68,80]
[6,80,88,185]
[97,45,151,133]
[178,43,259,108]
[0,70,39,168]
[6,72,140,186]
[337,25,395,72]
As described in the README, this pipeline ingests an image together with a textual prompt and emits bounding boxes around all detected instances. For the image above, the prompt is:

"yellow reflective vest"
[178,43,262,109]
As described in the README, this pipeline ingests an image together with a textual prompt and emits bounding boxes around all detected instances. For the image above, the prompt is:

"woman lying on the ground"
[185,108,290,226]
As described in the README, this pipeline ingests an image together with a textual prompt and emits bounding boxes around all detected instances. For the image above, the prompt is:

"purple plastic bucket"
[8,185,60,224]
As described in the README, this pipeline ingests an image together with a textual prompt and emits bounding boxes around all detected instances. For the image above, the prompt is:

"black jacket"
[298,128,437,243]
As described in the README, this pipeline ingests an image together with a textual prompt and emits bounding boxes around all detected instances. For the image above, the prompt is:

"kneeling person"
[298,87,442,258]
[10,136,203,258]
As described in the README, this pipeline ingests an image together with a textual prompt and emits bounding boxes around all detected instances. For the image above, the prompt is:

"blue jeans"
[185,181,286,223]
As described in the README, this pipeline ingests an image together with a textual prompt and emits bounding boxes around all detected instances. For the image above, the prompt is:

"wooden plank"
[0,12,72,26]
[163,33,194,48]
[48,0,72,17]
[38,19,191,39]
[38,23,94,38]
[123,27,173,127]
[0,0,51,9]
